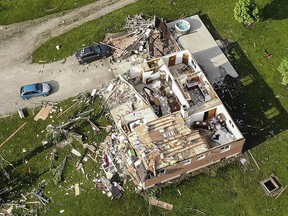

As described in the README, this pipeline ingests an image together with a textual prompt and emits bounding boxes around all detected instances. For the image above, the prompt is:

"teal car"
[20,83,51,100]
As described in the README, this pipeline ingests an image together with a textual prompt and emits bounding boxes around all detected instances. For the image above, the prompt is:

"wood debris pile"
[104,14,181,62]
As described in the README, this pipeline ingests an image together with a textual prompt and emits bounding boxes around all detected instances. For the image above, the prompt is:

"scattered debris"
[0,114,10,119]
[71,149,81,157]
[0,122,26,148]
[84,144,97,154]
[148,197,173,210]
[61,58,66,64]
[57,101,80,118]
[240,157,247,166]
[30,192,50,205]
[265,49,273,58]
[18,109,25,119]
[87,118,100,132]
[104,14,180,63]
[100,177,123,199]
[75,183,80,196]
[53,156,68,185]
[34,105,53,121]
[275,186,287,200]
[6,206,14,214]
[248,150,260,170]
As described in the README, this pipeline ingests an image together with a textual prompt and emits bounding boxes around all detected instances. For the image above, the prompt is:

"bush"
[234,0,261,27]
[278,58,288,86]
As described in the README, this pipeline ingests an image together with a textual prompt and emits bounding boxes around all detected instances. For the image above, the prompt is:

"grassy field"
[0,0,98,25]
[1,0,288,215]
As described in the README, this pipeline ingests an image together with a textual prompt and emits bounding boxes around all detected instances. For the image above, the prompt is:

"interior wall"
[215,105,243,139]
[142,71,160,83]
[170,74,189,106]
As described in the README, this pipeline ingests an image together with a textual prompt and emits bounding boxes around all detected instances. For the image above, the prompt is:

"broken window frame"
[197,154,205,161]
[156,169,166,176]
[183,159,191,165]
[220,145,231,153]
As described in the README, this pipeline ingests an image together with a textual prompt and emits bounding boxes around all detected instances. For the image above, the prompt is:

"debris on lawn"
[0,122,26,148]
[53,156,68,185]
[30,191,51,206]
[100,177,123,199]
[0,114,10,119]
[148,197,173,210]
[104,14,180,63]
[71,149,81,157]
[74,183,80,196]
[275,186,287,200]
[34,105,53,121]
[18,108,25,119]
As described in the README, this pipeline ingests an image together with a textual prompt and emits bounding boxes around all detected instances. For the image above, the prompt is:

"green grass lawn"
[0,0,98,25]
[1,0,288,215]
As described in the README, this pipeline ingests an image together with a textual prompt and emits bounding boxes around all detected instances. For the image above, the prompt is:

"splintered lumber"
[149,197,173,210]
[248,150,260,170]
[0,122,26,148]
[0,115,10,119]
[26,201,40,204]
[275,186,287,200]
[34,105,53,121]
[18,109,25,119]
[57,101,79,118]
[75,183,80,196]
[87,118,100,132]
[31,192,50,205]
[6,206,13,214]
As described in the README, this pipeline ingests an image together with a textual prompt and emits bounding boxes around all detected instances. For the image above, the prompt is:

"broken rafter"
[0,122,26,148]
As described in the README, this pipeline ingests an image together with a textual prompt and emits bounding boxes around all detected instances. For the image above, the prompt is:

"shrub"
[234,0,261,27]
[278,58,288,86]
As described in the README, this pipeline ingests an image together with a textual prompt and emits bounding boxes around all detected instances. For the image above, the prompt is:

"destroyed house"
[105,50,245,189]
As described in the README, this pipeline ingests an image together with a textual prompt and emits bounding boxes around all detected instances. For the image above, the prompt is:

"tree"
[234,0,261,27]
[278,58,288,86]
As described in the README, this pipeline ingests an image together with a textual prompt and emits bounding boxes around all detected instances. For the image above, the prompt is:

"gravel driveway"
[0,0,136,116]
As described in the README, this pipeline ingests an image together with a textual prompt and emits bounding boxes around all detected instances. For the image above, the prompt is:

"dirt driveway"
[0,0,136,116]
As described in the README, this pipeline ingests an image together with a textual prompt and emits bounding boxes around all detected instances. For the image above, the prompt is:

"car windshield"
[36,83,43,92]
[93,45,102,54]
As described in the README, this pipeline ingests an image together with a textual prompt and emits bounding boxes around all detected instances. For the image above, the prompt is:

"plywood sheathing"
[34,105,53,121]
